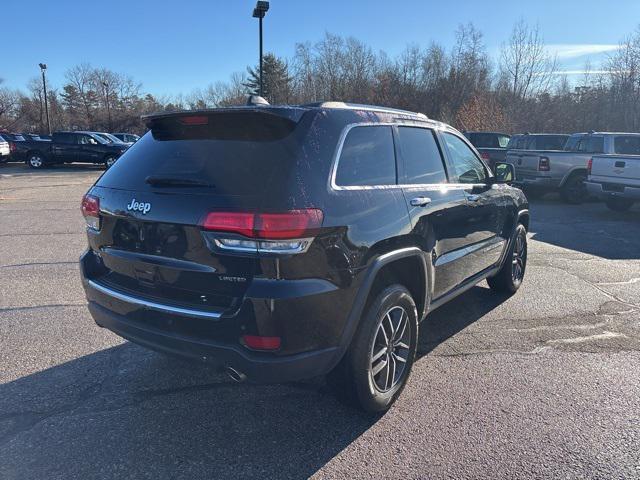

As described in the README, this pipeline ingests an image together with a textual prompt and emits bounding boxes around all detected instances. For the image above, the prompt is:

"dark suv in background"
[463,131,511,168]
[17,131,128,169]
[80,102,529,412]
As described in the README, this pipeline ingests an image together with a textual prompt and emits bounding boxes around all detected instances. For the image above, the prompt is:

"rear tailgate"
[505,150,543,176]
[83,108,310,315]
[590,155,640,187]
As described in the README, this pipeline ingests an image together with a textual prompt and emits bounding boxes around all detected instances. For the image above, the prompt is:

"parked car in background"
[0,134,10,162]
[505,132,640,203]
[112,133,140,143]
[586,136,640,211]
[80,101,529,412]
[19,133,46,141]
[0,132,25,142]
[18,131,128,169]
[463,131,510,168]
[507,133,570,151]
[93,132,132,146]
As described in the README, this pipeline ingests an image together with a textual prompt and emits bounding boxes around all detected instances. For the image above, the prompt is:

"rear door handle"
[410,196,432,207]
[466,194,481,202]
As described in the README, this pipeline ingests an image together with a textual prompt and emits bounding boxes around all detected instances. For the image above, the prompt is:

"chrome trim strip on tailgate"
[87,280,223,320]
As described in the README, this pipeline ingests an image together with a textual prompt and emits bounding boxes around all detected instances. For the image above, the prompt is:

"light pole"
[102,81,112,131]
[252,1,269,97]
[38,63,51,135]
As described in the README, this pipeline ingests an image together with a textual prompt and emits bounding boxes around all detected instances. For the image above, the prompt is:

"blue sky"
[2,0,639,96]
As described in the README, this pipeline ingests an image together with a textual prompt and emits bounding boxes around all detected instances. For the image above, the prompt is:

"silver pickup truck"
[505,132,640,203]
[586,148,640,211]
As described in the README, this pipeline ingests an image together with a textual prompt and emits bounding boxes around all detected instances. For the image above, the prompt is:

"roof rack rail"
[302,102,428,119]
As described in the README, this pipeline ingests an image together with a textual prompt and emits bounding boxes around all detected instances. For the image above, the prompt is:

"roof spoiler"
[142,106,307,129]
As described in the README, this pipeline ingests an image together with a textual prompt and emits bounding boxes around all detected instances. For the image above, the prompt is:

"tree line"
[1,20,640,135]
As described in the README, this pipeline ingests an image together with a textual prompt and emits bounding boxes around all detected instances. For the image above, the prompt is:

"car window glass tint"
[587,136,604,153]
[335,126,396,186]
[614,136,640,155]
[442,132,487,184]
[398,127,447,184]
[577,136,604,153]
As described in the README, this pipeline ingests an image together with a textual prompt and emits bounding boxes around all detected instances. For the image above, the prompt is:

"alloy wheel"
[369,306,411,392]
[512,230,527,282]
[29,155,43,168]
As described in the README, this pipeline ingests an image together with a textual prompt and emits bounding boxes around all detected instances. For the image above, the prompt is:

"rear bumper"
[87,300,339,383]
[585,181,640,200]
[513,174,559,190]
[80,250,350,383]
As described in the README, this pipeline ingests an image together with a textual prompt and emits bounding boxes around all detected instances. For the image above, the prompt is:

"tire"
[104,156,117,169]
[487,224,528,294]
[605,197,634,212]
[560,172,587,204]
[27,152,45,169]
[330,284,418,413]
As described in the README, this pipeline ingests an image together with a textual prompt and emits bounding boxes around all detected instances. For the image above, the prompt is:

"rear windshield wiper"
[145,176,215,188]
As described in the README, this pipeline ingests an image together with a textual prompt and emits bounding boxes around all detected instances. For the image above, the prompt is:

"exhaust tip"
[225,366,247,383]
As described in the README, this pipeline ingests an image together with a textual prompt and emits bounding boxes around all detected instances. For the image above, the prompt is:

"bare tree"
[499,20,557,100]
[0,82,20,129]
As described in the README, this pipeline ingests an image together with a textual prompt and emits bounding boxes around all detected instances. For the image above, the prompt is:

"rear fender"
[328,247,430,370]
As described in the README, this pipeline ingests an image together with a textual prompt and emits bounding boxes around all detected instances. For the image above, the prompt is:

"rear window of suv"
[97,112,303,195]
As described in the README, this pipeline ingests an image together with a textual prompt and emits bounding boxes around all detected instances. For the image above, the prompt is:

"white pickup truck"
[586,151,640,211]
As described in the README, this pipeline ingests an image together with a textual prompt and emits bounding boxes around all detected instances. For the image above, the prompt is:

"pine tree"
[244,53,292,104]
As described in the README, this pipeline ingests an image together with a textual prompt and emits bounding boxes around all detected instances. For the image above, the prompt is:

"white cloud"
[552,69,610,75]
[544,44,621,60]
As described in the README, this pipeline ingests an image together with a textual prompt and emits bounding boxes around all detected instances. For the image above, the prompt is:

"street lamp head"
[39,63,47,70]
[252,0,269,18]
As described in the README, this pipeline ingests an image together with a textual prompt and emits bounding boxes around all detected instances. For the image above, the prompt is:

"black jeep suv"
[80,102,529,412]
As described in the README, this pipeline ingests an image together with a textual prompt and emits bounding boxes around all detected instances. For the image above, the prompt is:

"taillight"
[9,142,16,153]
[587,157,593,175]
[202,210,323,239]
[81,194,101,231]
[201,209,323,255]
[179,115,209,126]
[241,335,281,351]
[538,156,550,171]
[203,212,255,237]
[480,152,491,161]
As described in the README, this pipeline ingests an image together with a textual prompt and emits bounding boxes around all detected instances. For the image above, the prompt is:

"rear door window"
[397,127,447,184]
[614,136,640,155]
[335,125,396,186]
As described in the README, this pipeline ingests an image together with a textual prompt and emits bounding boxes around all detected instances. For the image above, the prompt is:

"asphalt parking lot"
[1,162,639,479]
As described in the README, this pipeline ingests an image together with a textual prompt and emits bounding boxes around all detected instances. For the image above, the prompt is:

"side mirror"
[493,162,515,184]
